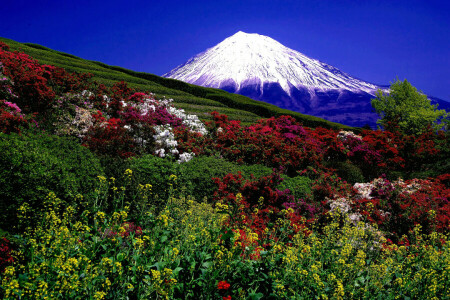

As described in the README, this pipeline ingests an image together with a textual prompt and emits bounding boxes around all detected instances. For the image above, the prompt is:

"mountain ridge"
[164,31,449,127]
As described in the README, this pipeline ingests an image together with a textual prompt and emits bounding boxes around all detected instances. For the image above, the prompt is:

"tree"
[371,79,448,135]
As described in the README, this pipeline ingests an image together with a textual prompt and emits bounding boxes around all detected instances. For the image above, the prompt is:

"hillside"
[0,37,352,130]
[0,37,449,299]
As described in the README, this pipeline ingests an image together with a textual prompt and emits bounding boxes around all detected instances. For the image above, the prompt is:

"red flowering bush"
[100,221,143,239]
[217,280,230,290]
[82,111,137,158]
[0,100,31,133]
[0,238,14,273]
[213,170,318,246]
[202,112,327,174]
[352,176,450,241]
[0,42,92,118]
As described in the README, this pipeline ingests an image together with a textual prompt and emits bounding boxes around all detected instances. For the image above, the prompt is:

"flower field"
[0,41,449,299]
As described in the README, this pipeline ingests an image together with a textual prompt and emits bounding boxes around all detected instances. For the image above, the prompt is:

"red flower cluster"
[0,100,31,134]
[0,41,92,118]
[352,176,449,241]
[0,238,14,273]
[217,280,230,290]
[100,222,143,239]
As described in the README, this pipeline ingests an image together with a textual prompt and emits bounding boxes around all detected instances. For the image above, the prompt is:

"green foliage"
[178,156,273,202]
[278,175,313,200]
[0,132,103,231]
[326,161,365,184]
[371,79,449,135]
[2,187,448,299]
[128,155,274,205]
[99,155,131,183]
[128,155,179,205]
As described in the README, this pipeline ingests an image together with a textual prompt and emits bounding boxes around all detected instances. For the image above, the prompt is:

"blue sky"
[2,0,449,100]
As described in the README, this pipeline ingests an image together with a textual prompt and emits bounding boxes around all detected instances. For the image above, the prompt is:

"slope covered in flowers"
[0,41,449,299]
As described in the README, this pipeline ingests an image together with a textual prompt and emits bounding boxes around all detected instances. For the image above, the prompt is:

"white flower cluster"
[354,177,421,200]
[353,181,377,200]
[354,177,393,200]
[126,95,207,135]
[337,130,362,142]
[327,197,362,224]
[154,124,178,157]
[166,105,208,135]
[328,197,352,214]
[70,106,94,138]
[153,124,195,163]
[178,152,196,163]
[393,178,422,194]
[136,96,204,163]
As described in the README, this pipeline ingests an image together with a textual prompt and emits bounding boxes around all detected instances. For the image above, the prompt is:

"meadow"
[0,40,449,299]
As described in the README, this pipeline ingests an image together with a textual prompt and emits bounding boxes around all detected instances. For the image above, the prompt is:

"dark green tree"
[371,79,448,135]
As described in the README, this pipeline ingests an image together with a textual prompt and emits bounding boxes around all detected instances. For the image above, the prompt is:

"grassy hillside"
[1,36,449,300]
[0,37,352,129]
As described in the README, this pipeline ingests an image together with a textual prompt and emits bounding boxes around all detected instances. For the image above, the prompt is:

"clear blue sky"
[2,0,449,100]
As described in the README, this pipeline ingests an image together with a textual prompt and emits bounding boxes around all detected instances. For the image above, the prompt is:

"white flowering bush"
[337,130,362,142]
[51,87,204,162]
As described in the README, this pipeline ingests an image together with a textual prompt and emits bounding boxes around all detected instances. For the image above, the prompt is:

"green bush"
[278,176,313,200]
[99,155,131,183]
[178,156,273,202]
[327,160,365,184]
[128,154,179,205]
[0,132,103,231]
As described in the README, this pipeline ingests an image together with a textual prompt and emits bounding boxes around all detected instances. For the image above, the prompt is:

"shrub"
[0,132,103,231]
[128,154,179,206]
[278,175,313,200]
[326,160,365,184]
[99,155,131,184]
[178,156,273,202]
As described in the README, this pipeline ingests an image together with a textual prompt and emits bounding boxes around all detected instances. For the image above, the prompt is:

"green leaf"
[116,252,125,262]
[173,267,183,276]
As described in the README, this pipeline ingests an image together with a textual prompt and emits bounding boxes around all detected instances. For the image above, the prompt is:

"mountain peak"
[163,32,387,127]
[229,31,262,38]
[164,32,380,95]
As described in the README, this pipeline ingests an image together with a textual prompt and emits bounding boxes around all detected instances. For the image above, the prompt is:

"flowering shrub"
[82,110,137,158]
[0,41,92,118]
[0,238,14,273]
[352,176,450,240]
[0,100,31,133]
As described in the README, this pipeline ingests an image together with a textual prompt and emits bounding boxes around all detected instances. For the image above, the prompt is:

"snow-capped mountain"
[164,31,447,127]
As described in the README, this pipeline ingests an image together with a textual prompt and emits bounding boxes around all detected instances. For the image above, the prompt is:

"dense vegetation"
[372,79,449,135]
[0,40,449,299]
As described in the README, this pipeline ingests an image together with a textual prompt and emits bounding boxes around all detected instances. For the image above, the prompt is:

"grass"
[0,36,354,130]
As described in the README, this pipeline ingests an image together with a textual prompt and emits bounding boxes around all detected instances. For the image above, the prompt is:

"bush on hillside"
[0,132,103,231]
[278,175,313,200]
[326,160,365,184]
[178,156,273,202]
[128,154,179,207]
[128,155,274,204]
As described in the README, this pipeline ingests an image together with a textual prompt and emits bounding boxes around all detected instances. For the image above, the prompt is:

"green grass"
[1,36,354,130]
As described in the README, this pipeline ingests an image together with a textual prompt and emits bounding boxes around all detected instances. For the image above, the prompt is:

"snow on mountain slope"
[165,31,382,96]
[162,32,393,127]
